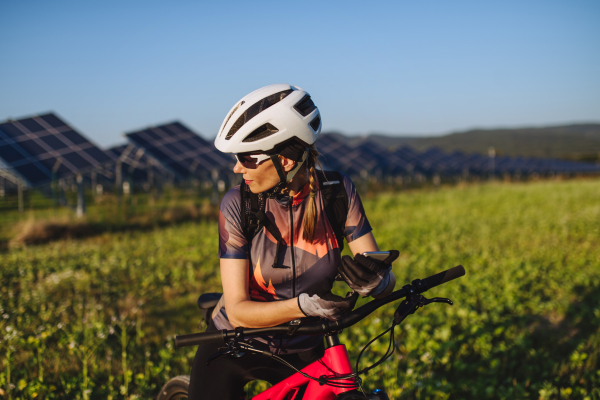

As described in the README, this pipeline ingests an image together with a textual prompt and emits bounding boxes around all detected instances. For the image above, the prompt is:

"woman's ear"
[280,156,296,172]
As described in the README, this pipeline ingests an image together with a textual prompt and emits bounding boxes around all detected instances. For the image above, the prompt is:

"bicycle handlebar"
[175,265,465,348]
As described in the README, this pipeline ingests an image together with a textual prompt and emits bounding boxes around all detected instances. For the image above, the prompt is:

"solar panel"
[0,113,112,186]
[125,121,234,179]
[317,134,353,171]
[344,139,391,176]
[105,143,172,183]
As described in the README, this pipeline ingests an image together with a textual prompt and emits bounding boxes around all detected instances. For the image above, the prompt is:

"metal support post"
[116,161,122,194]
[58,179,67,206]
[52,158,62,207]
[76,173,86,217]
[211,169,219,205]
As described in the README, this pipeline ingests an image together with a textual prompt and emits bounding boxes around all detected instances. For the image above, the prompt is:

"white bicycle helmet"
[215,83,321,154]
[215,84,322,195]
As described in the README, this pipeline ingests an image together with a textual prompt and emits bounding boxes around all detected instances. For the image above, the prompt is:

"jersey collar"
[291,182,311,206]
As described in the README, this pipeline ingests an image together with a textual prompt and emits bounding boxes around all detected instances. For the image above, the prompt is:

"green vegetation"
[338,123,600,160]
[1,179,599,399]
[0,189,217,248]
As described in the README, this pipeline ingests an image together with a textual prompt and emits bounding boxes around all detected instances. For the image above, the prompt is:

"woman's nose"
[233,161,245,174]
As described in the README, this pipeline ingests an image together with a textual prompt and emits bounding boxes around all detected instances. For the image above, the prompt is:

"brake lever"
[206,346,233,366]
[206,338,276,366]
[422,297,453,306]
[393,291,453,325]
[206,327,250,365]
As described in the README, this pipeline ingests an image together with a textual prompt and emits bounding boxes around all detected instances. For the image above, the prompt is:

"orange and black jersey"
[215,172,372,353]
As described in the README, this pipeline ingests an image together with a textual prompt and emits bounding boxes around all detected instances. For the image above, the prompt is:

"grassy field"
[1,179,599,399]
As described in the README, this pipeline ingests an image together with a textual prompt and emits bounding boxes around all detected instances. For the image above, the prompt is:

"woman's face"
[233,154,282,193]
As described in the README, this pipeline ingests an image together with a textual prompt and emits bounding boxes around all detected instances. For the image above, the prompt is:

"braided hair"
[302,145,320,242]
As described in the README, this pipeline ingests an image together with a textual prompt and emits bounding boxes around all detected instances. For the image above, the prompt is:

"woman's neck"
[286,171,309,197]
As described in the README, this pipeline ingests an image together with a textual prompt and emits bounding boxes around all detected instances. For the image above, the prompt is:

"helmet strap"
[285,148,309,183]
[265,148,309,198]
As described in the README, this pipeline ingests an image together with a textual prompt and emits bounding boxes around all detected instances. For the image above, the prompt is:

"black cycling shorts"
[188,319,325,400]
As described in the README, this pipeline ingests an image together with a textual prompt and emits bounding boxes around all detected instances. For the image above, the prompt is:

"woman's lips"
[244,179,252,184]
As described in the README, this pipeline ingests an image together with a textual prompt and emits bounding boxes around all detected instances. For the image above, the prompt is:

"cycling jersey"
[214,172,372,354]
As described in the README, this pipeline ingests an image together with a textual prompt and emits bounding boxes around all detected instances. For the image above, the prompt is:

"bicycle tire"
[157,375,190,400]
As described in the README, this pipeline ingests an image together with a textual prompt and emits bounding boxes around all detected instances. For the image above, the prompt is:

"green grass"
[0,188,217,248]
[1,179,599,399]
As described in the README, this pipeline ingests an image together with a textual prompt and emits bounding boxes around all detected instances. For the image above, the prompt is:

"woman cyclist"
[187,84,399,399]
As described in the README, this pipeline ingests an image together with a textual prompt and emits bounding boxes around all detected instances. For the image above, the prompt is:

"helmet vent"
[309,114,321,131]
[243,123,279,143]
[225,89,293,140]
[293,95,316,117]
[220,101,244,136]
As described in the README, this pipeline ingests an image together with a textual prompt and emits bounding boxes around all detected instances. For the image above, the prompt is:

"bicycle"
[157,265,465,399]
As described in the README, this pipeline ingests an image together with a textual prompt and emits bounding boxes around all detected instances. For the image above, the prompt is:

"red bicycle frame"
[253,342,355,400]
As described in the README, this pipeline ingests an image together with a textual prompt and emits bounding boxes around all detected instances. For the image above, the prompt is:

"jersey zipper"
[289,196,296,298]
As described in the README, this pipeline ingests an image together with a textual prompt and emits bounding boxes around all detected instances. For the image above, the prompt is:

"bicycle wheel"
[157,375,190,400]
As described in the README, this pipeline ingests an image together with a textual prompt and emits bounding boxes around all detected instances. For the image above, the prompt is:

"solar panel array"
[105,143,171,183]
[125,122,234,179]
[318,135,395,177]
[1,111,597,191]
[317,134,600,178]
[0,113,112,186]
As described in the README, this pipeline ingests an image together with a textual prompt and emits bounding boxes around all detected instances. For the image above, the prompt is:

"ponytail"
[302,145,320,242]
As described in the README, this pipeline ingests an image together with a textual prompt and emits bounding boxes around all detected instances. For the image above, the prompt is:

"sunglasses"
[235,153,271,168]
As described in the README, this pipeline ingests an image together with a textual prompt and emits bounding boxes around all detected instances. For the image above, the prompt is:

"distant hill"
[328,124,600,161]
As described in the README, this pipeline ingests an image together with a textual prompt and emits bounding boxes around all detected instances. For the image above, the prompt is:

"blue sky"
[1,0,599,148]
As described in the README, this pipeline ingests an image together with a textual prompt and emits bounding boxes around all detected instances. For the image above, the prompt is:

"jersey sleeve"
[340,173,373,242]
[218,186,249,259]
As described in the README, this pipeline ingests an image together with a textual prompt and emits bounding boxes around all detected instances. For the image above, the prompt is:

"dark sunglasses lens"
[236,154,258,168]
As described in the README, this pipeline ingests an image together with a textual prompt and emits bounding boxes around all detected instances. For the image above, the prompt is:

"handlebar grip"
[175,330,226,348]
[415,265,465,293]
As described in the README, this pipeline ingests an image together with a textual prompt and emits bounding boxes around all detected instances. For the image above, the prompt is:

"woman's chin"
[248,183,261,193]
[248,182,276,194]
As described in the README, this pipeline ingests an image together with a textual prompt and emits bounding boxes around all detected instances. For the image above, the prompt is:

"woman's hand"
[298,291,359,320]
[339,250,400,297]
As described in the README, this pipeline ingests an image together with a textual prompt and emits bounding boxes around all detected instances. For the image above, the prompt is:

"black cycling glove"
[339,250,399,296]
